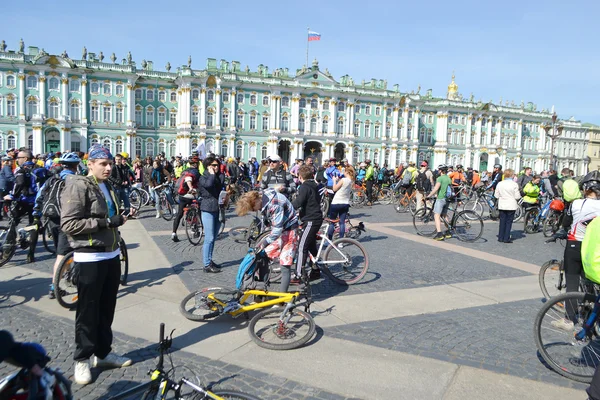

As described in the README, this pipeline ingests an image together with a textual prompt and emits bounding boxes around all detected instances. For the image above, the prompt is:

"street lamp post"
[542,112,563,171]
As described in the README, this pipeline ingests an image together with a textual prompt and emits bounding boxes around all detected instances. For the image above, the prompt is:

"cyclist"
[34,152,80,298]
[60,144,131,385]
[401,162,417,196]
[427,164,452,241]
[3,150,38,263]
[150,159,173,219]
[0,155,15,220]
[551,170,600,331]
[485,164,503,191]
[171,157,200,243]
[236,188,299,292]
[364,159,375,205]
[261,155,295,197]
[448,164,465,188]
[108,153,134,217]
[324,158,341,202]
[521,175,541,207]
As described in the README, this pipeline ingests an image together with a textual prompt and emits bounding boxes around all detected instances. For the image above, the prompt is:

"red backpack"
[176,171,196,195]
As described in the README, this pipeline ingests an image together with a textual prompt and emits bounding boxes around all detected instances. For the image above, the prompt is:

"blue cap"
[23,161,35,167]
[88,144,113,160]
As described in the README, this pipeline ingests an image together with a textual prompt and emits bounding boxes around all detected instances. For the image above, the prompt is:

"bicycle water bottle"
[17,228,29,249]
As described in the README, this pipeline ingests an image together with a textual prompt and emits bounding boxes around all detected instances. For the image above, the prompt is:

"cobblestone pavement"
[0,302,356,400]
[326,298,587,390]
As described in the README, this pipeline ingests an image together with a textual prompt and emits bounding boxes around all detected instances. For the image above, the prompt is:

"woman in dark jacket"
[199,156,225,273]
[0,156,15,220]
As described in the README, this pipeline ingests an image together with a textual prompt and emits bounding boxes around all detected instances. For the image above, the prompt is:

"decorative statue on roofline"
[82,46,87,60]
[110,53,116,63]
[188,55,192,67]
[99,52,104,62]
[19,38,24,53]
[165,62,171,72]
[127,51,132,64]
[141,59,147,69]
[0,41,6,52]
[61,50,68,58]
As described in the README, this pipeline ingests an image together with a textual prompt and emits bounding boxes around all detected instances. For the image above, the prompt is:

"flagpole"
[306,26,309,69]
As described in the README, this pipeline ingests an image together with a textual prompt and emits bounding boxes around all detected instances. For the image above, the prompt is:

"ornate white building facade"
[0,41,591,174]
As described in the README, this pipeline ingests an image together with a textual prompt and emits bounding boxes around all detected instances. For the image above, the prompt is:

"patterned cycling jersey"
[568,198,600,241]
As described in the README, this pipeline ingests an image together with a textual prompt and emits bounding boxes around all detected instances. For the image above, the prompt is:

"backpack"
[377,168,387,182]
[562,179,582,202]
[582,217,600,284]
[33,167,51,187]
[176,171,194,195]
[445,180,456,200]
[415,171,432,193]
[401,170,413,185]
[235,249,270,290]
[41,176,66,219]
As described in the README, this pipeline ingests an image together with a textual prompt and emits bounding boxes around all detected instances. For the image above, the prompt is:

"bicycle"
[331,214,366,240]
[129,182,150,210]
[53,237,129,309]
[0,201,39,267]
[542,198,565,238]
[257,218,370,285]
[40,216,56,255]
[108,323,260,399]
[179,261,316,351]
[461,188,499,221]
[523,195,551,234]
[229,213,268,247]
[413,198,484,242]
[393,186,417,214]
[182,197,226,246]
[153,184,175,221]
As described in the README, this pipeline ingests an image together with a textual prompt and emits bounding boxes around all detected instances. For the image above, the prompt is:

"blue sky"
[3,0,599,123]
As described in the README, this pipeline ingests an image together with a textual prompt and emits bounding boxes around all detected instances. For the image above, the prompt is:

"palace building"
[0,40,592,174]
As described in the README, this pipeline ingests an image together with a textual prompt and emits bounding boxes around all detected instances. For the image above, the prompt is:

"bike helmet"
[456,164,463,169]
[582,170,600,192]
[46,152,55,160]
[493,164,502,169]
[121,152,129,159]
[59,152,81,164]
[438,164,448,171]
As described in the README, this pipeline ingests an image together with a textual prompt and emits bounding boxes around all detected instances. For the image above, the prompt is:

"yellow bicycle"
[179,274,315,350]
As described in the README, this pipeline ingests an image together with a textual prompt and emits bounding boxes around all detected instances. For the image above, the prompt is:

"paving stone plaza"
[0,204,588,399]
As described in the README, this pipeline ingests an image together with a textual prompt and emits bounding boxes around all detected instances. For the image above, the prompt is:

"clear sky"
[3,0,599,124]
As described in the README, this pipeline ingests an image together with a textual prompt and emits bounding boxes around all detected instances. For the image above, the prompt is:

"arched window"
[419,127,426,143]
[6,75,15,87]
[7,135,16,149]
[261,144,268,160]
[236,143,243,158]
[146,107,154,127]
[91,136,99,147]
[310,118,317,133]
[365,121,371,137]
[299,117,305,133]
[355,105,361,115]
[237,93,244,104]
[354,122,360,136]
[26,76,38,89]
[207,90,215,102]
[207,110,214,128]
[427,129,433,144]
[158,141,166,155]
[221,142,228,156]
[281,116,289,132]
[135,89,142,100]
[222,110,229,128]
[353,147,359,161]
[27,100,38,117]
[146,140,154,157]
[168,91,176,102]
[337,119,344,135]
[222,92,230,103]
[337,102,345,112]
[48,77,59,90]
[90,82,99,94]
[250,94,256,105]
[281,97,290,107]
[158,91,166,101]
[310,99,318,109]
[262,95,269,106]
[447,129,453,144]
[192,90,199,100]
[299,98,306,108]
[104,83,112,96]
[365,105,371,115]
[103,138,111,151]
[322,119,328,133]
[27,133,33,150]
[45,101,58,119]
[385,124,391,138]
[169,141,176,157]
[115,139,123,154]
[116,84,124,96]
[374,125,380,138]
[249,143,257,158]
[206,139,214,154]
[146,88,154,101]
[375,107,381,116]
[323,100,329,109]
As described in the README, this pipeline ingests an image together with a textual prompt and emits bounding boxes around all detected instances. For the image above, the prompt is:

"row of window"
[135,89,178,102]
[133,109,177,128]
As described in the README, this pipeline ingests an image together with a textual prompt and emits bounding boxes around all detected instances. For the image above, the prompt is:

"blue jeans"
[117,187,131,210]
[327,203,350,239]
[201,211,220,267]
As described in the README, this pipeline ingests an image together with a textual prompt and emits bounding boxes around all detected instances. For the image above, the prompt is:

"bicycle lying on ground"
[108,323,260,399]
[180,260,316,351]
[53,237,129,309]
[413,198,484,242]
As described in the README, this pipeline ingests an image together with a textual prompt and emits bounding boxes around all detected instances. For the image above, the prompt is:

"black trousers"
[564,240,584,321]
[296,220,322,276]
[588,366,600,400]
[497,210,515,242]
[173,196,194,234]
[365,180,374,202]
[74,255,121,361]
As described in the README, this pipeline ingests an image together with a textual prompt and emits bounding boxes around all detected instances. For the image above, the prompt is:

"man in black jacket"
[261,154,295,197]
[108,153,133,216]
[292,165,324,282]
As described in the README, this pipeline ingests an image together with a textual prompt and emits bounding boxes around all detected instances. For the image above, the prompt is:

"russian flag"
[308,31,321,41]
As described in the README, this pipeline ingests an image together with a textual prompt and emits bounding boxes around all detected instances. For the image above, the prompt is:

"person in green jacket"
[522,175,541,205]
[364,160,375,205]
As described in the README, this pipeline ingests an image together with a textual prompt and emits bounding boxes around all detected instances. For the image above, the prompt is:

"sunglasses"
[210,163,219,167]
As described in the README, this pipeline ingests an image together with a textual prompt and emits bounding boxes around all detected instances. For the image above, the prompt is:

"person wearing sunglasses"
[260,154,295,197]
[197,156,225,273]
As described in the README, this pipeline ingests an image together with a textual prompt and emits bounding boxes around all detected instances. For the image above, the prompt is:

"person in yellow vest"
[521,175,541,205]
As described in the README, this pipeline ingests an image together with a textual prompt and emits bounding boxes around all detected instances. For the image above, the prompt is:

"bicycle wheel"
[377,188,391,204]
[209,390,261,400]
[54,252,78,309]
[129,189,142,210]
[320,196,329,218]
[539,259,565,300]
[179,289,229,321]
[543,210,561,238]
[394,196,409,213]
[119,238,129,285]
[322,238,369,285]
[524,208,540,234]
[185,209,204,246]
[412,208,436,237]
[513,206,523,222]
[219,208,226,235]
[462,199,484,217]
[0,226,16,268]
[248,307,316,350]
[161,197,174,221]
[452,211,483,242]
[534,291,600,383]
[41,221,56,255]
[140,189,150,206]
[229,226,249,244]
[408,196,418,215]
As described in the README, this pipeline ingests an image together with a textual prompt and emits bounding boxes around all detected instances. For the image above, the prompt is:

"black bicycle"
[108,323,260,400]
[0,202,41,267]
[413,198,484,242]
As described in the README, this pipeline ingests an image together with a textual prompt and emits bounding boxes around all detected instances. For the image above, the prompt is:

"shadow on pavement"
[0,273,47,308]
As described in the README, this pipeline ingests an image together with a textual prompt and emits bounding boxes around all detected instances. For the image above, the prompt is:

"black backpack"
[415,171,432,192]
[41,176,66,219]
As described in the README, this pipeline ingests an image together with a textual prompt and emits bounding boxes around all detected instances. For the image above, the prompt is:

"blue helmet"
[59,152,81,164]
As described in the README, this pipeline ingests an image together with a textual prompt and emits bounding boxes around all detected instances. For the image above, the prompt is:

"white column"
[291,95,300,133]
[389,146,397,166]
[200,85,206,127]
[435,113,447,143]
[472,150,481,171]
[347,144,355,164]
[126,81,135,124]
[328,99,337,136]
[270,94,277,131]
[495,120,501,146]
[399,146,407,162]
[215,135,221,154]
[433,149,447,168]
[475,116,482,146]
[345,103,353,136]
[401,108,408,141]
[39,73,46,116]
[466,114,472,146]
[486,118,492,146]
[228,137,235,158]
[392,106,399,140]
[32,126,43,154]
[60,127,71,151]
[229,88,236,131]
[18,73,25,119]
[517,120,523,151]
[81,77,88,122]
[275,97,281,130]
[61,75,68,117]
[215,87,221,129]
[514,153,522,172]
[412,109,420,144]
[538,124,546,153]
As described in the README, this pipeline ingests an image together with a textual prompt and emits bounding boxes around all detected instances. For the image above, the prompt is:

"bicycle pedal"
[223,301,242,313]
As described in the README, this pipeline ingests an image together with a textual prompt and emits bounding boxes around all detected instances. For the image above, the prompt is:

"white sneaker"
[550,318,575,332]
[155,211,161,219]
[74,360,92,385]
[92,353,132,368]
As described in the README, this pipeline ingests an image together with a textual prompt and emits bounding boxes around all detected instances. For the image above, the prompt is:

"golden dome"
[447,73,458,94]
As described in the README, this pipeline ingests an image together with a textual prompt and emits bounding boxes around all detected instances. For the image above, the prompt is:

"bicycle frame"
[205,289,302,318]
[307,222,352,267]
